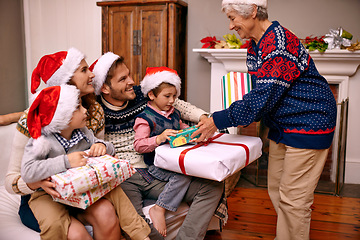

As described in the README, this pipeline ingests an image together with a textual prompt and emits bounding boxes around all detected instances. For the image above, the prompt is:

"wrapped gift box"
[51,155,132,209]
[52,178,121,209]
[169,126,199,148]
[155,133,262,182]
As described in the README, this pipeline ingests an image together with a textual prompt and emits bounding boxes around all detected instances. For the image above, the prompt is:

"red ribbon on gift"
[178,133,250,175]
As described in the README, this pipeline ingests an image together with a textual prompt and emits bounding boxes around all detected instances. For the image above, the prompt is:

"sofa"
[0,123,218,240]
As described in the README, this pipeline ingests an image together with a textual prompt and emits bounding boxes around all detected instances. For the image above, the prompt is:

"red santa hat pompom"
[89,52,120,95]
[222,0,267,8]
[27,85,80,139]
[31,48,85,94]
[140,67,181,98]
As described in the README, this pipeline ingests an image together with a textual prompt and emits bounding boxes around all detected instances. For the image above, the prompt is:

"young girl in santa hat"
[5,48,112,238]
[21,85,150,240]
[133,67,193,237]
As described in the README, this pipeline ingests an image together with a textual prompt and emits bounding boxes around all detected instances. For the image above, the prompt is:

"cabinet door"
[136,5,168,83]
[105,4,168,85]
[106,6,137,81]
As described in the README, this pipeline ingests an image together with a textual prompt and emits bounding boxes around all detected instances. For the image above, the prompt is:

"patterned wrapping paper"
[51,155,132,209]
[52,178,122,209]
[155,133,262,182]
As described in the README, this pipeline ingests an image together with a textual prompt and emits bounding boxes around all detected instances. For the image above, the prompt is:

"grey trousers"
[121,172,224,240]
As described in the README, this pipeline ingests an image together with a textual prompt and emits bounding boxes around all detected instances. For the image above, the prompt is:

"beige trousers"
[29,185,150,240]
[268,140,329,240]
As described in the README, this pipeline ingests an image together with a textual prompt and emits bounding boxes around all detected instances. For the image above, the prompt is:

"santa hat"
[31,48,85,94]
[140,67,181,98]
[89,52,120,95]
[222,0,267,8]
[27,85,80,140]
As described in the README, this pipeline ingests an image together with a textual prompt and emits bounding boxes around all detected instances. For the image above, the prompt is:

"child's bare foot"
[149,205,167,237]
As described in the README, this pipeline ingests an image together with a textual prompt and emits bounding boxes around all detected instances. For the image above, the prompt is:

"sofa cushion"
[0,186,40,240]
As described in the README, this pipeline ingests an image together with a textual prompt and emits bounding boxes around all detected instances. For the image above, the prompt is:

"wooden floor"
[204,187,360,240]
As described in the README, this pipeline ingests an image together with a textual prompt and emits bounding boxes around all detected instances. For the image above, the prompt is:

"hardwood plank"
[311,220,360,235]
[204,187,360,240]
[309,229,360,240]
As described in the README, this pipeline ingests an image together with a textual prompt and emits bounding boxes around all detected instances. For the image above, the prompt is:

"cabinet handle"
[133,30,141,55]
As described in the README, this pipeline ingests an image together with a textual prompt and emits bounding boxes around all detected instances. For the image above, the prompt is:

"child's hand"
[88,143,107,157]
[156,129,178,145]
[27,177,60,198]
[67,151,88,168]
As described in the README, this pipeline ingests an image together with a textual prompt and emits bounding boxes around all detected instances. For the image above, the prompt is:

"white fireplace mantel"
[193,48,360,184]
[193,48,360,76]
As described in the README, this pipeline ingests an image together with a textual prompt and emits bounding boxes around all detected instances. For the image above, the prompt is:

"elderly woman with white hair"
[193,1,337,239]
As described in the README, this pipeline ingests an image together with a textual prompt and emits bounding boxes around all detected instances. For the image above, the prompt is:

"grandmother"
[192,0,337,239]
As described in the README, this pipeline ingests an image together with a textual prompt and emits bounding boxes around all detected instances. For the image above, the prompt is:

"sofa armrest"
[0,123,17,185]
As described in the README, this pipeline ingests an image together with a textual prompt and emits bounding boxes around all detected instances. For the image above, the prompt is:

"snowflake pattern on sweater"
[99,86,148,168]
[213,21,337,149]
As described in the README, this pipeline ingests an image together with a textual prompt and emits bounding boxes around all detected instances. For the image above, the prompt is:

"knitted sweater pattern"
[99,86,148,168]
[213,21,337,149]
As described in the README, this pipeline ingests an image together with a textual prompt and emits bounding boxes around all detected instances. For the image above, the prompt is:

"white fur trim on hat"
[222,0,267,8]
[42,85,80,135]
[46,48,85,87]
[140,70,181,98]
[91,52,120,95]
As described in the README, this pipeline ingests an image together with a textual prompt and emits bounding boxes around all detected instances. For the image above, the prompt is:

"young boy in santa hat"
[6,48,111,238]
[133,67,193,237]
[21,85,151,240]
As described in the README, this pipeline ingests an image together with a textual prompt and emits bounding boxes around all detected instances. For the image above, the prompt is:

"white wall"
[23,0,101,101]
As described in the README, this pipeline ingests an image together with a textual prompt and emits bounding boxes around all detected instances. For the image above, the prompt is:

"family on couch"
[4,46,223,240]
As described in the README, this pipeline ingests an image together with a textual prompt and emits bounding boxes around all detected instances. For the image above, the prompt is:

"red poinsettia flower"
[200,36,219,49]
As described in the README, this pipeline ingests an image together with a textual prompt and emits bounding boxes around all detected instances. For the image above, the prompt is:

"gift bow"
[324,27,352,50]
[178,133,250,175]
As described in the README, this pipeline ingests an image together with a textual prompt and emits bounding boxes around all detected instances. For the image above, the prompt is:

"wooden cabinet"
[97,0,188,99]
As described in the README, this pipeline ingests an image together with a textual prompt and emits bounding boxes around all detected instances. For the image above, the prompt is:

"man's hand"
[191,117,218,142]
[27,177,60,198]
[0,112,23,126]
[156,129,178,145]
[67,151,88,168]
[88,143,107,157]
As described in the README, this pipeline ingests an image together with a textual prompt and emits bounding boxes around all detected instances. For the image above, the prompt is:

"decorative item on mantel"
[324,27,353,49]
[200,34,250,49]
[301,36,328,53]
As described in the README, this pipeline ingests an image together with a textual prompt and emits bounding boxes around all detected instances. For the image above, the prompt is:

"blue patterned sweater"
[213,21,337,149]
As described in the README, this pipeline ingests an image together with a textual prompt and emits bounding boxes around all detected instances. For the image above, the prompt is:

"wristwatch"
[207,112,213,118]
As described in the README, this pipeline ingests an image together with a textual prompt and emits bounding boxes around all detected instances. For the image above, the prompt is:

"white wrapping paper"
[154,133,262,181]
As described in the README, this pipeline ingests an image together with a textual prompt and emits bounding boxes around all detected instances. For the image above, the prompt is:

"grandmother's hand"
[191,117,218,142]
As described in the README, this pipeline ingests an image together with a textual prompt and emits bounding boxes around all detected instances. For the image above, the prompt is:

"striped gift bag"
[221,72,252,109]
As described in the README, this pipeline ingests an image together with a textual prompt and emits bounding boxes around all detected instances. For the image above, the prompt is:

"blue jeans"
[18,195,40,232]
[148,165,192,212]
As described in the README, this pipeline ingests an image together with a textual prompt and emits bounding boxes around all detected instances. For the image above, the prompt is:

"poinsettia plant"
[200,34,250,49]
[301,36,328,53]
[200,36,219,49]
